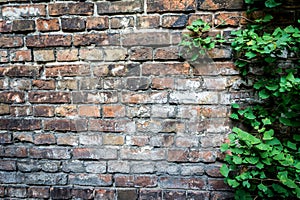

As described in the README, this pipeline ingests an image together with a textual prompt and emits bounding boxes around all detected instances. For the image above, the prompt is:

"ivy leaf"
[245,156,259,164]
[233,156,243,164]
[293,134,300,142]
[227,179,240,188]
[256,162,264,169]
[220,143,229,152]
[263,129,274,140]
[258,183,268,192]
[244,112,256,120]
[279,117,292,126]
[245,51,257,59]
[220,164,229,177]
[230,113,239,120]
[265,84,278,91]
[262,118,272,126]
[286,141,297,150]
[232,103,240,109]
[265,0,281,8]
[259,90,270,99]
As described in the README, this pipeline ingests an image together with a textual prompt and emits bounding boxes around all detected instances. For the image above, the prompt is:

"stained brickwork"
[0,0,260,199]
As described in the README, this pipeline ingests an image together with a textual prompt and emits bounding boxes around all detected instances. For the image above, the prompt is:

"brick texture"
[0,0,254,198]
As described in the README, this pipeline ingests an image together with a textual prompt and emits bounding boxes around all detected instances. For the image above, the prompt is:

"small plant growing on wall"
[180,0,300,199]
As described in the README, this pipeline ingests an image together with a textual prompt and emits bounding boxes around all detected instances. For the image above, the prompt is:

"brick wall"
[0,0,246,199]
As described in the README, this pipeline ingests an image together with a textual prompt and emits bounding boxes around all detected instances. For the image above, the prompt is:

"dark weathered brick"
[0,20,12,33]
[50,187,72,199]
[117,189,138,200]
[0,160,16,171]
[61,17,86,31]
[162,14,188,28]
[6,186,27,198]
[198,0,244,10]
[72,188,94,199]
[28,92,71,103]
[26,34,72,47]
[147,0,196,12]
[0,146,27,158]
[97,0,143,14]
[137,15,160,29]
[73,33,120,46]
[29,147,70,159]
[0,118,41,130]
[12,19,35,32]
[69,174,112,186]
[163,190,186,199]
[122,32,170,46]
[159,176,206,189]
[28,186,50,199]
[49,2,94,16]
[140,189,162,200]
[94,189,115,200]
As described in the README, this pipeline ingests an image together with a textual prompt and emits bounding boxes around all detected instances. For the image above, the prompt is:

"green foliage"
[180,0,300,199]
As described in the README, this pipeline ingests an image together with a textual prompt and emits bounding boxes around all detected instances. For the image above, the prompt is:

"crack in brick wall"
[0,0,258,199]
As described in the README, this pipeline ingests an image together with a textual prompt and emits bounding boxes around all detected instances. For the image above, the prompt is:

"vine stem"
[250,177,300,185]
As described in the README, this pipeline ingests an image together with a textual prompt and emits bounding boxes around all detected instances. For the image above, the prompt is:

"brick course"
[0,0,255,199]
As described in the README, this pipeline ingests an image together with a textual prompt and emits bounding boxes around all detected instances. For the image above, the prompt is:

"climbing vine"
[180,0,300,199]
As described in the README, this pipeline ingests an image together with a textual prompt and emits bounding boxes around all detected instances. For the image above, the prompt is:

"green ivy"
[180,0,300,199]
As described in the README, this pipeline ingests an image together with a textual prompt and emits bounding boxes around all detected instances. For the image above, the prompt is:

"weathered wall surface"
[0,0,247,199]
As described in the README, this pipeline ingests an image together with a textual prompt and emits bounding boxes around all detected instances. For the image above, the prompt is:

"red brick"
[206,164,223,177]
[87,16,109,30]
[32,80,55,90]
[45,64,90,77]
[152,77,175,89]
[78,105,100,117]
[28,92,70,103]
[28,186,50,198]
[61,17,86,31]
[55,105,77,117]
[26,35,72,48]
[34,133,56,145]
[130,47,153,61]
[0,35,23,48]
[10,106,32,116]
[0,20,12,33]
[115,175,157,187]
[93,63,140,77]
[89,119,133,132]
[0,91,25,103]
[2,4,46,18]
[33,105,54,117]
[142,62,190,75]
[198,0,244,10]
[215,12,241,26]
[137,15,160,29]
[13,132,33,143]
[167,149,188,162]
[48,2,94,16]
[29,147,70,159]
[97,0,143,14]
[33,49,55,62]
[154,47,179,60]
[12,19,35,32]
[94,189,115,200]
[10,50,32,62]
[162,14,188,28]
[147,0,196,12]
[188,13,213,25]
[36,18,60,32]
[122,32,170,46]
[74,33,120,46]
[57,49,78,61]
[103,105,125,118]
